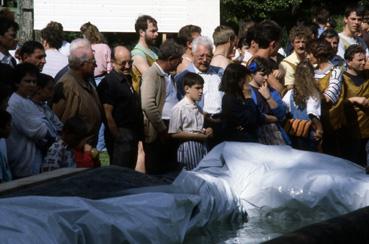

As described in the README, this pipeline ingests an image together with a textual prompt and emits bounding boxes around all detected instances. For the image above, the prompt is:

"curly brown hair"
[306,39,335,63]
[80,22,106,44]
[293,60,321,108]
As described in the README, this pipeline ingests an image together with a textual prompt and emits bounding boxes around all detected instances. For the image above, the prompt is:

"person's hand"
[258,82,272,101]
[204,127,214,138]
[272,69,284,80]
[349,96,369,106]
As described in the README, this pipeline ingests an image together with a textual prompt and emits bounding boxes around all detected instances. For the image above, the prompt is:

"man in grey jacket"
[141,39,184,174]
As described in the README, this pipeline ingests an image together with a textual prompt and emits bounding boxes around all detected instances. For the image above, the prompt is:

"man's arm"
[141,70,167,133]
[103,104,119,138]
[132,55,150,75]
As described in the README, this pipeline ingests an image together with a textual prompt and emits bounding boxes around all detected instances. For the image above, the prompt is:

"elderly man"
[141,39,184,174]
[175,36,224,149]
[52,46,102,147]
[97,46,143,169]
[131,15,159,93]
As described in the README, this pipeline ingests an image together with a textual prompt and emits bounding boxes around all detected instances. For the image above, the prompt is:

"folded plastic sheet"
[1,142,368,243]
[195,142,369,230]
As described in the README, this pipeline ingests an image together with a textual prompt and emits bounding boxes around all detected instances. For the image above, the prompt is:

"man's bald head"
[112,45,132,75]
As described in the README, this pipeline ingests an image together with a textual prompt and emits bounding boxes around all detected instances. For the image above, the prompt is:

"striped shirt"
[314,63,343,104]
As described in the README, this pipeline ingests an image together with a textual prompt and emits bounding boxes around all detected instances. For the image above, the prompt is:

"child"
[168,73,213,170]
[41,116,100,172]
[0,110,12,182]
[282,61,323,151]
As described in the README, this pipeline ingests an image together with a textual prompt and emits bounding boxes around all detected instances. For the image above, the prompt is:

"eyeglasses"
[118,60,133,66]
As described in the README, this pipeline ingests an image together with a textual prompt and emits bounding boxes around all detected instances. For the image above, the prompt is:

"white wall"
[34,0,219,39]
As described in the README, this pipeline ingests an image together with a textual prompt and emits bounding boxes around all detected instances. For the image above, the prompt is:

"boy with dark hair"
[169,72,213,170]
[0,110,12,182]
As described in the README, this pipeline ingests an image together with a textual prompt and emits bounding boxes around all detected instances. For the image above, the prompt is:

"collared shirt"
[0,51,16,68]
[168,96,204,134]
[97,70,144,138]
[193,65,224,114]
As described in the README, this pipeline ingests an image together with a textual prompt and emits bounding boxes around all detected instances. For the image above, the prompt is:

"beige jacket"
[141,63,167,143]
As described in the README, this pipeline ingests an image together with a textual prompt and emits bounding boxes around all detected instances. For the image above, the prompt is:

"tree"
[221,0,303,23]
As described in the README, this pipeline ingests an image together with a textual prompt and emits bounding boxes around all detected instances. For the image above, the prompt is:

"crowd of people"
[0,4,369,183]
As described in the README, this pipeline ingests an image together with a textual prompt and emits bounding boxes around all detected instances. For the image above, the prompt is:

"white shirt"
[42,49,68,78]
[282,89,321,118]
[194,66,223,114]
[59,41,70,56]
[337,32,369,58]
[168,96,204,134]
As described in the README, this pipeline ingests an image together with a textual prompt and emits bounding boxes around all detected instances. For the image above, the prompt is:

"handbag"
[284,119,312,138]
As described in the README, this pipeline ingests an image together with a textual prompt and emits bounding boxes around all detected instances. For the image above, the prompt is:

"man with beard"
[97,46,144,169]
[131,15,159,93]
[337,5,369,59]
[280,25,312,90]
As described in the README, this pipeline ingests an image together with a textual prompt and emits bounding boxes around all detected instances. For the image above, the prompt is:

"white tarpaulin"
[0,142,368,243]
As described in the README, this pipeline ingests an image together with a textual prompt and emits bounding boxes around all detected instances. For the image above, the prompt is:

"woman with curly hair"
[306,39,346,156]
[282,61,323,151]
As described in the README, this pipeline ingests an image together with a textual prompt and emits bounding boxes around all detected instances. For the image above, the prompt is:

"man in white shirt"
[337,5,369,58]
